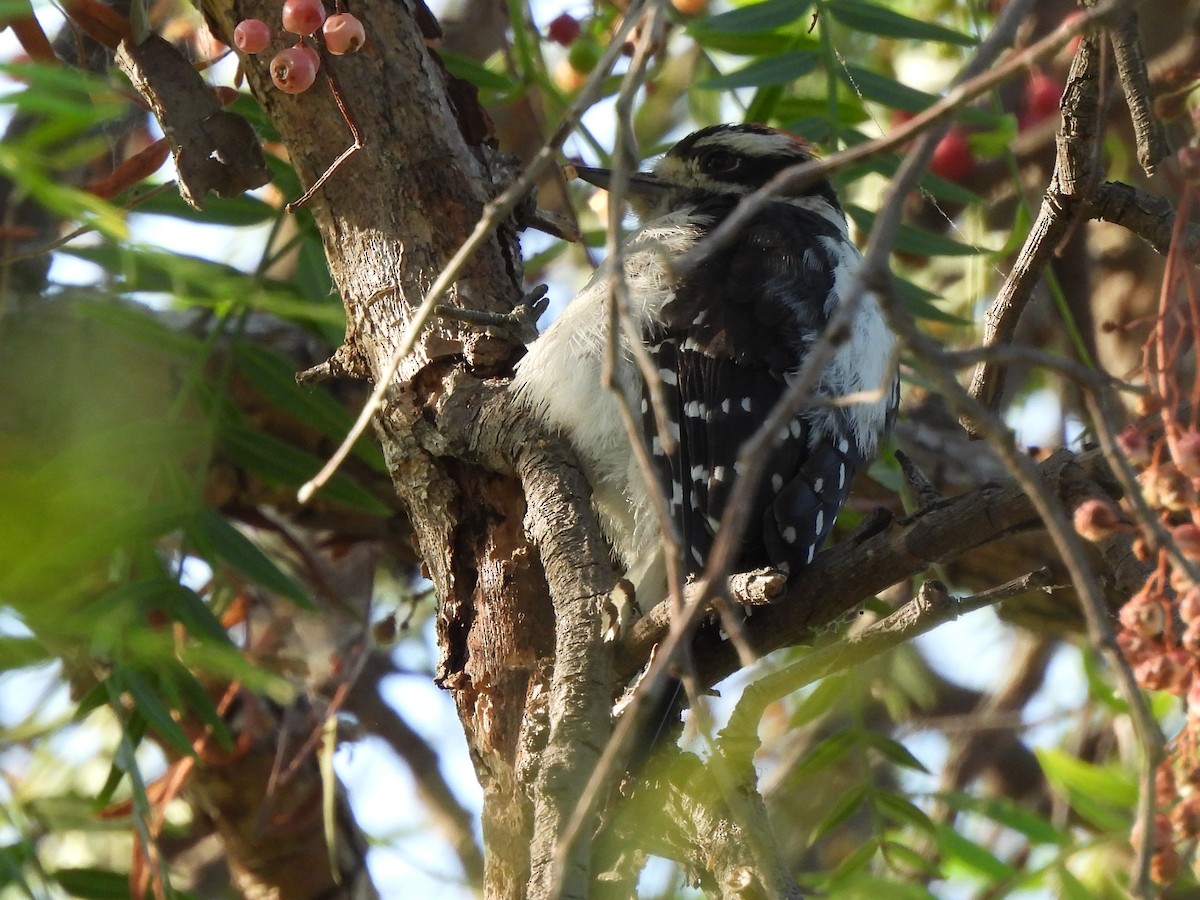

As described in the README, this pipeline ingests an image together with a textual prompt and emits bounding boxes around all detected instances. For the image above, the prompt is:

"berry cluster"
[233,2,365,94]
[1080,412,1200,882]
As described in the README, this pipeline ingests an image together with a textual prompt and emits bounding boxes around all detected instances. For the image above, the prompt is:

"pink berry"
[1117,426,1152,467]
[234,18,272,54]
[323,13,365,54]
[271,46,318,93]
[1174,524,1200,560]
[1173,431,1200,479]
[296,43,320,71]
[282,0,326,35]
[547,13,581,46]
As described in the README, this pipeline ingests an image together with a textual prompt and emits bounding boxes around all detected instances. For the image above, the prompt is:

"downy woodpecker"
[512,123,898,620]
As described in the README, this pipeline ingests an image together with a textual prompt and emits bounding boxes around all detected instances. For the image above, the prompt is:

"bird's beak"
[572,166,670,202]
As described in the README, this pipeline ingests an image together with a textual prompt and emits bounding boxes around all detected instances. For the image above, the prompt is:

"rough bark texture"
[200,0,558,894]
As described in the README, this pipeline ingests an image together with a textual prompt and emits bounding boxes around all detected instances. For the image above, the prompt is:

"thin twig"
[1103,8,1170,175]
[285,38,364,212]
[298,0,653,504]
[968,29,1105,415]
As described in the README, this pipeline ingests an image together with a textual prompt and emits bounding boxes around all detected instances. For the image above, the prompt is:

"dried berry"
[1181,589,1200,624]
[1120,591,1167,638]
[1174,524,1200,560]
[1117,426,1152,468]
[1173,431,1200,479]
[1172,796,1200,839]
[1073,497,1122,542]
[1151,847,1182,885]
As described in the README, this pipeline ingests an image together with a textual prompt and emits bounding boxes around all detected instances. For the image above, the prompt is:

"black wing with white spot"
[640,198,859,576]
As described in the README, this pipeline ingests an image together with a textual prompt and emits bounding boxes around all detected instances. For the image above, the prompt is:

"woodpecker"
[512,123,898,620]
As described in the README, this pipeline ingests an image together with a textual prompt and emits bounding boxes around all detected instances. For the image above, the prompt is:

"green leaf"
[881,840,941,878]
[186,508,312,608]
[1036,749,1135,832]
[686,29,800,56]
[0,637,50,671]
[113,666,196,759]
[895,278,971,325]
[439,50,518,94]
[812,782,868,840]
[827,0,977,46]
[690,0,813,34]
[1036,748,1137,809]
[876,791,936,834]
[863,732,929,774]
[935,822,1017,881]
[76,301,205,358]
[52,868,130,899]
[824,838,877,883]
[938,791,1066,845]
[788,674,846,726]
[700,51,819,90]
[845,204,985,256]
[1056,864,1095,900]
[132,190,277,226]
[838,64,939,114]
[217,421,391,515]
[231,342,387,472]
[788,729,857,781]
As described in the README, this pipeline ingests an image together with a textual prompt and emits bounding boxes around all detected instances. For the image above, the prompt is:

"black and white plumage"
[512,123,898,605]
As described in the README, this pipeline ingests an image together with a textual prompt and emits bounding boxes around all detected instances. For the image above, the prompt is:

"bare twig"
[1089,180,1200,260]
[285,39,364,212]
[968,28,1106,415]
[1103,8,1171,175]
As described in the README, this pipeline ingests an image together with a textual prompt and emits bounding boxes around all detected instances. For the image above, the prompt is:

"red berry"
[234,18,272,54]
[323,13,365,54]
[929,128,973,183]
[1018,69,1062,131]
[547,12,581,46]
[282,0,326,35]
[271,46,318,93]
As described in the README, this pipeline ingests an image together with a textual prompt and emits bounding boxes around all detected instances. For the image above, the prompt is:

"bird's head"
[573,123,840,221]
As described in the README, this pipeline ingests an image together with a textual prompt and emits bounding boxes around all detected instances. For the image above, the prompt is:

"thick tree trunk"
[201,0,560,893]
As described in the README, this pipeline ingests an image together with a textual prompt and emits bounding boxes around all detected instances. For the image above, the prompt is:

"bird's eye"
[699,149,739,174]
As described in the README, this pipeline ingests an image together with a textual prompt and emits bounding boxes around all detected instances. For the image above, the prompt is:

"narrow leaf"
[690,0,813,34]
[700,51,818,90]
[827,0,977,46]
[187,508,312,608]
